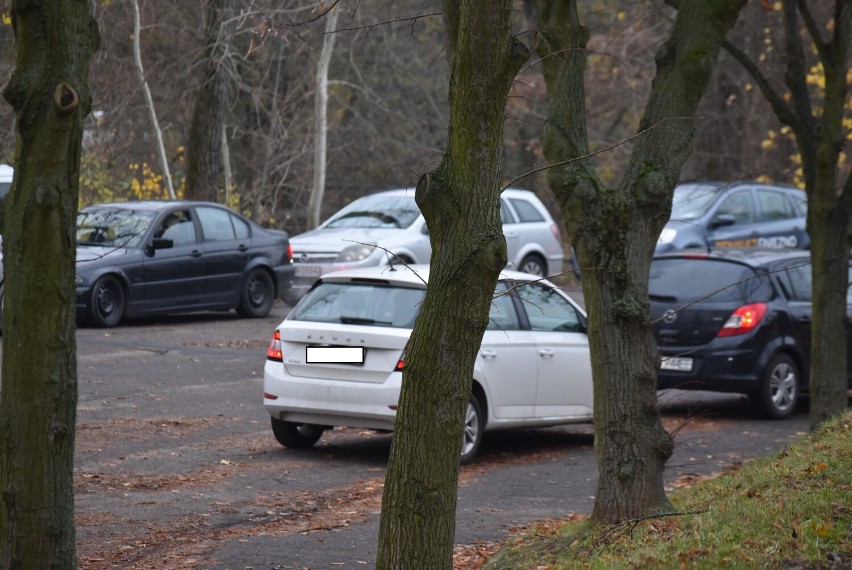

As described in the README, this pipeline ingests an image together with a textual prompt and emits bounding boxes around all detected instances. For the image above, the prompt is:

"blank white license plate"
[660,356,693,372]
[295,265,322,277]
[306,346,365,364]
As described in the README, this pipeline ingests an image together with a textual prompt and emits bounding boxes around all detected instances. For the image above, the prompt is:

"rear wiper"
[340,316,392,325]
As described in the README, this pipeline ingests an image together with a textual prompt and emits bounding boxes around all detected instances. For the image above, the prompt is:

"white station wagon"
[263,264,593,463]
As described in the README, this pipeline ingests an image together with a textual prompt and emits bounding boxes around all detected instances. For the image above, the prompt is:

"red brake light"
[717,303,767,337]
[287,244,294,260]
[394,342,409,372]
[550,222,561,242]
[266,330,283,361]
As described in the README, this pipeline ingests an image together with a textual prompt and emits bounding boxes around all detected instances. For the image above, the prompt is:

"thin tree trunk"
[533,0,745,523]
[375,1,527,567]
[132,0,175,200]
[0,1,99,568]
[307,4,340,229]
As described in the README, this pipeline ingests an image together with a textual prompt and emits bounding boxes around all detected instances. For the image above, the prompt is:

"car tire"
[518,254,547,277]
[460,395,484,464]
[237,268,274,318]
[752,353,799,419]
[271,418,324,449]
[88,275,125,328]
[281,289,303,307]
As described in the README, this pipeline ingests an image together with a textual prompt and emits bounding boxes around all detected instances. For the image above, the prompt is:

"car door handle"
[238,244,249,252]
[479,349,498,359]
[538,349,554,358]
[190,250,203,257]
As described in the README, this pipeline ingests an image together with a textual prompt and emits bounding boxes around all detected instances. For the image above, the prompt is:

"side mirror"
[710,214,736,229]
[151,237,174,251]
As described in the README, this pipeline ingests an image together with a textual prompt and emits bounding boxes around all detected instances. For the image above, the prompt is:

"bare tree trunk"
[132,0,175,200]
[307,4,341,229]
[375,2,527,567]
[533,0,745,523]
[0,1,99,568]
[185,0,234,202]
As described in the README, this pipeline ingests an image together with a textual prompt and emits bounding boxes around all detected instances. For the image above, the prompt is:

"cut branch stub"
[53,83,79,115]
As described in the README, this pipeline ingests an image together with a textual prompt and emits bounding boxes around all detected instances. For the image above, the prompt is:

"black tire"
[237,268,274,318]
[88,275,125,328]
[518,254,547,277]
[281,289,303,307]
[751,353,799,419]
[460,395,484,464]
[271,418,324,449]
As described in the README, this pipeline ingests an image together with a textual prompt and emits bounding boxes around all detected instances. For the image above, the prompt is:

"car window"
[289,282,425,328]
[779,262,812,301]
[324,195,421,229]
[670,184,721,221]
[791,193,808,216]
[500,199,516,224]
[76,207,157,248]
[158,209,197,247]
[198,206,236,241]
[715,191,756,224]
[487,282,521,330]
[650,258,773,303]
[508,198,545,223]
[757,190,796,221]
[513,281,583,332]
[233,216,250,239]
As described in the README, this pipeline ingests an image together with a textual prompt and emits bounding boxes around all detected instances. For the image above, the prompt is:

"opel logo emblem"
[299,253,309,263]
[662,309,678,324]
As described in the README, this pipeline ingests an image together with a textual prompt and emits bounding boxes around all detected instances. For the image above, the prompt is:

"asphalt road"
[53,300,811,568]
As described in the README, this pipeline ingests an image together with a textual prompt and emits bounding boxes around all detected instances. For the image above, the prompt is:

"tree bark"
[0,2,99,568]
[307,3,341,229]
[375,1,527,567]
[533,0,745,523]
[185,0,234,203]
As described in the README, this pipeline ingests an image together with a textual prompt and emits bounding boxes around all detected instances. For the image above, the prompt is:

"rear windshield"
[649,258,773,303]
[289,282,425,328]
[324,195,421,229]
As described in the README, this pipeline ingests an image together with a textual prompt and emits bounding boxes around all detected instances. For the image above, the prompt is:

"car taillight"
[287,244,294,260]
[717,303,767,337]
[267,330,283,361]
[394,343,409,372]
[550,222,561,243]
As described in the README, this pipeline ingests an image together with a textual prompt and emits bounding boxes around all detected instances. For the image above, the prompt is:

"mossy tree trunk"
[375,1,527,568]
[532,0,745,523]
[0,2,98,568]
[185,0,234,202]
[722,0,851,429]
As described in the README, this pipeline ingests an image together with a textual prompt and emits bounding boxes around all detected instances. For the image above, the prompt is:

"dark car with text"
[650,249,852,419]
[74,201,295,327]
[655,181,808,254]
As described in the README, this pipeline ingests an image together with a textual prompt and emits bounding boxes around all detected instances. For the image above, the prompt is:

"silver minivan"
[285,188,565,305]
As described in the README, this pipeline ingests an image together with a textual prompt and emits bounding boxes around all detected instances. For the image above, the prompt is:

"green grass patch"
[485,410,852,569]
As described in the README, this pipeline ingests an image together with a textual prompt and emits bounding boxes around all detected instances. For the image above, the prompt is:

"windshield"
[290,282,425,328]
[76,207,157,248]
[324,195,421,229]
[669,184,722,222]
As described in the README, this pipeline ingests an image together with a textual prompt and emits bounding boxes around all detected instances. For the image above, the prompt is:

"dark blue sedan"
[74,201,295,327]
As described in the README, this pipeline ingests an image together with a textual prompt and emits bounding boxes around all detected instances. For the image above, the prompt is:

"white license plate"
[295,265,322,278]
[306,346,365,365]
[660,356,693,372]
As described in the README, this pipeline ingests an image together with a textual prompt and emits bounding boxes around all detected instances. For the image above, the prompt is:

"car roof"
[317,263,554,288]
[675,180,800,194]
[653,247,810,268]
[363,187,542,200]
[80,200,231,213]
[0,164,13,182]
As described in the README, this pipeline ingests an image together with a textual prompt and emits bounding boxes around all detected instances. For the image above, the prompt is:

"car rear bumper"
[263,360,401,431]
[657,346,762,393]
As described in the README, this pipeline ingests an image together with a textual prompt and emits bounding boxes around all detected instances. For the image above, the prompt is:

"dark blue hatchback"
[650,249,852,419]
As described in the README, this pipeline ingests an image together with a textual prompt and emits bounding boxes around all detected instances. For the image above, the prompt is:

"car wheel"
[237,268,274,318]
[271,418,324,448]
[752,353,799,419]
[281,289,303,307]
[518,254,546,277]
[88,275,125,328]
[460,395,484,464]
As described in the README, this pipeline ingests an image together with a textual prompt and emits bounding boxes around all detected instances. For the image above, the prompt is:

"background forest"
[0,0,812,236]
